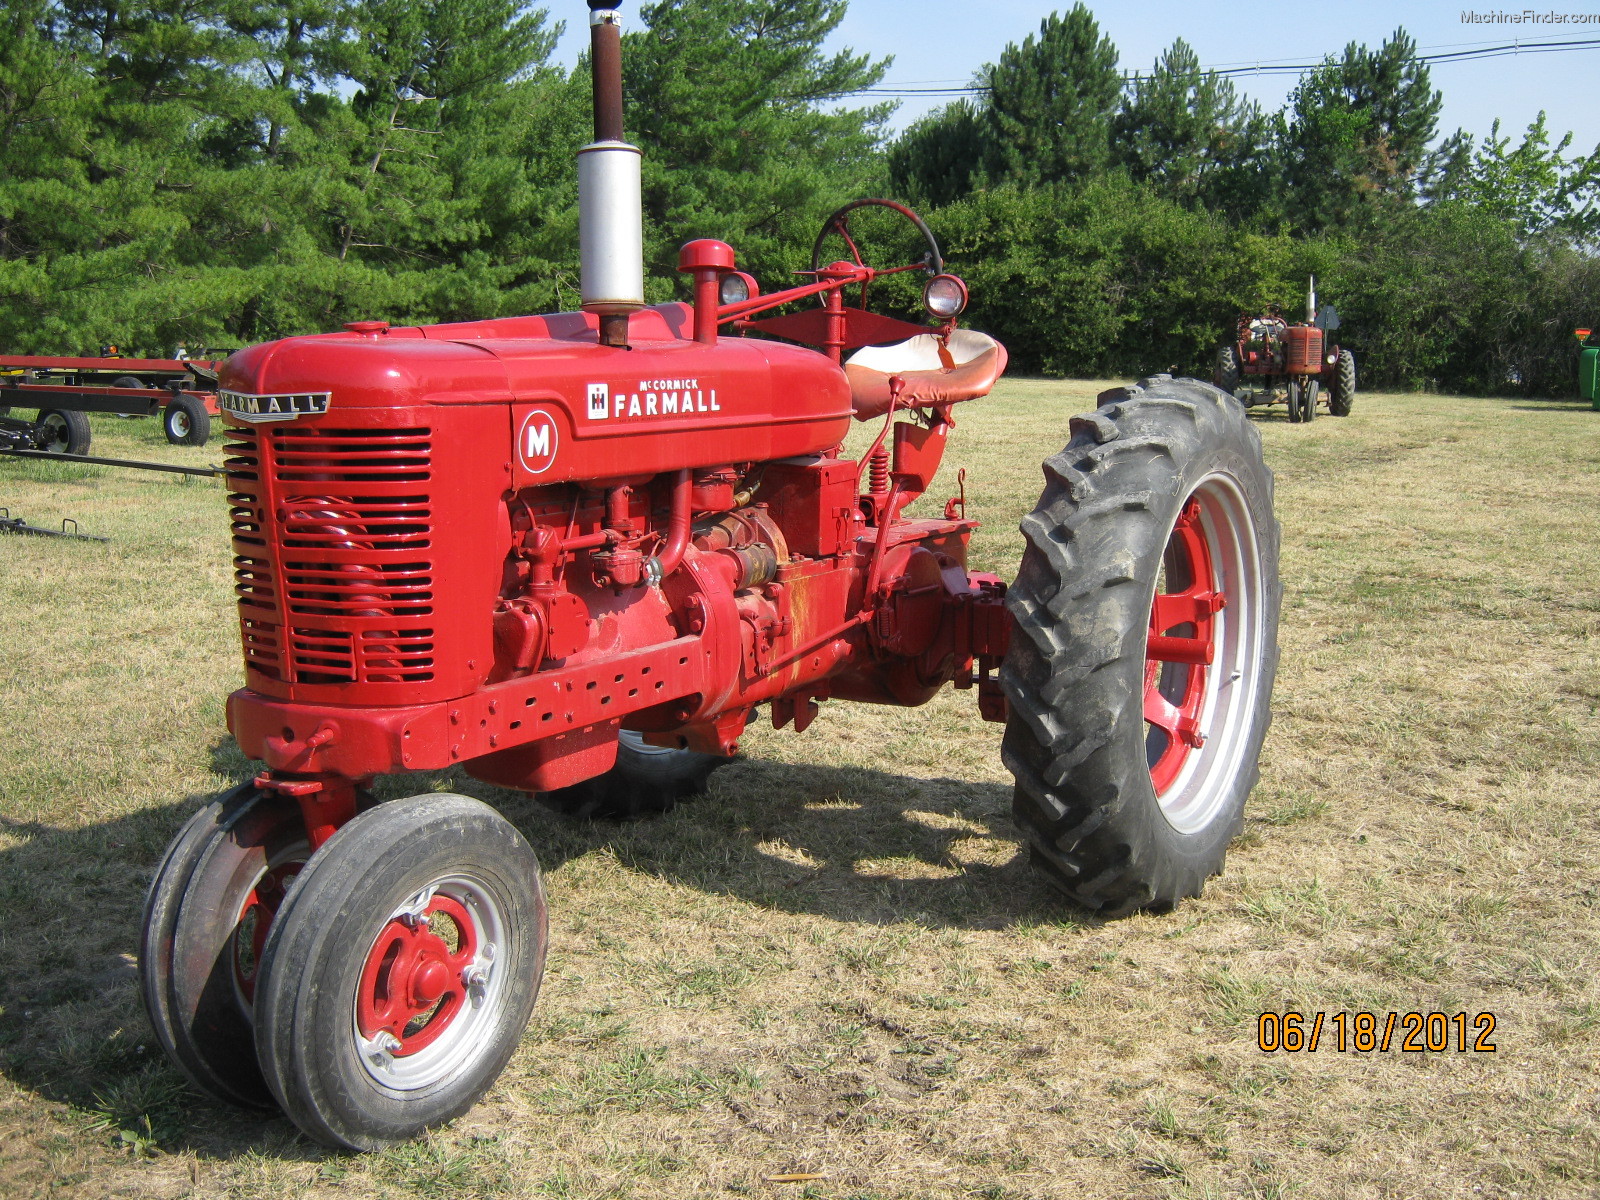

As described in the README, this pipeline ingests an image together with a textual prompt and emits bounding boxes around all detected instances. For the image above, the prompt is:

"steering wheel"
[809,198,944,313]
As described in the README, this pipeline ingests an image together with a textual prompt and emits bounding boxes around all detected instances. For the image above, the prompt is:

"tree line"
[1,0,1596,395]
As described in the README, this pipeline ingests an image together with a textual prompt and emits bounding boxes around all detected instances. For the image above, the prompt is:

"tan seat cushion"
[844,329,1008,420]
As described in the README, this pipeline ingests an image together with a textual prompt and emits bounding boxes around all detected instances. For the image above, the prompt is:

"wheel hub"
[409,958,451,1007]
[356,892,479,1057]
[1144,497,1222,795]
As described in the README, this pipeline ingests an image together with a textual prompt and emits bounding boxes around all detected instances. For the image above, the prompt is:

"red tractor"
[140,1,1281,1150]
[1215,280,1355,422]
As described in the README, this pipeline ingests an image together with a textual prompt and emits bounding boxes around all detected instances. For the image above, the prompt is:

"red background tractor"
[1214,280,1356,422]
[139,0,1282,1150]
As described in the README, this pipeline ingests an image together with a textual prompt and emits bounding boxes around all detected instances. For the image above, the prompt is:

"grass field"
[1,382,1597,1199]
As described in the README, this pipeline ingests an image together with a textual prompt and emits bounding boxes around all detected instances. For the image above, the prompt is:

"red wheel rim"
[355,894,479,1057]
[1144,497,1225,796]
[233,861,302,1003]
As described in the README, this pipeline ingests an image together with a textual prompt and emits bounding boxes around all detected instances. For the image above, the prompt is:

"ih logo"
[517,409,559,475]
[586,382,609,420]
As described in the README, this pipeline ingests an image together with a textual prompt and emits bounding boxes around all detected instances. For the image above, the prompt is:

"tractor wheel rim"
[1143,473,1266,834]
[618,729,679,759]
[231,852,305,1008]
[171,411,191,437]
[353,873,508,1091]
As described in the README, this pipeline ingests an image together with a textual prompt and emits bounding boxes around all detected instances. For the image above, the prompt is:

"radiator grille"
[226,425,437,686]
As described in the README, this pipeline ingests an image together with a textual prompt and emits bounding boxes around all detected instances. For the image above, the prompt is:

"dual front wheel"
[141,792,546,1149]
[1286,379,1316,423]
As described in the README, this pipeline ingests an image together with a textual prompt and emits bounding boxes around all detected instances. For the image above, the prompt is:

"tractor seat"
[844,329,1008,420]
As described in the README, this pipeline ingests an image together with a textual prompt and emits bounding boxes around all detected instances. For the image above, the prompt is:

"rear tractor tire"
[253,794,547,1150]
[1329,350,1356,416]
[538,730,729,820]
[1001,376,1280,916]
[1214,345,1240,396]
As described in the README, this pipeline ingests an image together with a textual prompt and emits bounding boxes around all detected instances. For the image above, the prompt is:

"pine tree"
[982,5,1120,187]
[620,0,892,289]
[886,98,988,208]
[1282,29,1441,231]
[887,5,1121,204]
[0,0,104,350]
[1111,38,1272,221]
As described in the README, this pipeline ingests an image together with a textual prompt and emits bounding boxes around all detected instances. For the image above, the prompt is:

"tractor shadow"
[0,736,1083,1163]
[473,755,1065,932]
[347,739,1074,935]
[0,796,332,1165]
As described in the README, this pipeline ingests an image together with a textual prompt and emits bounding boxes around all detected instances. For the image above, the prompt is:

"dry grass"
[1,384,1598,1199]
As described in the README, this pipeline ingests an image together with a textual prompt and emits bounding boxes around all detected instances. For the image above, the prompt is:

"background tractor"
[1215,280,1355,422]
[139,0,1281,1151]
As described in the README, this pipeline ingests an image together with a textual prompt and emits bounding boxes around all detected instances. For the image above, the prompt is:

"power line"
[1198,29,1596,69]
[852,35,1600,97]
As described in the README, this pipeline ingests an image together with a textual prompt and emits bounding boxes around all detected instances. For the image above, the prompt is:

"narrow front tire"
[253,794,547,1150]
[139,785,308,1108]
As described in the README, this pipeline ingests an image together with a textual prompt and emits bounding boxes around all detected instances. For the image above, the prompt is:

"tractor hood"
[216,303,854,485]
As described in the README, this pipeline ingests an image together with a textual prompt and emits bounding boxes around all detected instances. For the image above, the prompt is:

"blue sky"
[552,1,1600,158]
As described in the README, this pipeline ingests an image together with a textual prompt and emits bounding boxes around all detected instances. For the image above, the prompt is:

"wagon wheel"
[162,393,211,445]
[111,375,145,418]
[35,409,91,454]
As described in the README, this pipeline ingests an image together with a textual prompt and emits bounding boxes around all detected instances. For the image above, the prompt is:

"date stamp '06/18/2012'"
[1257,1011,1498,1054]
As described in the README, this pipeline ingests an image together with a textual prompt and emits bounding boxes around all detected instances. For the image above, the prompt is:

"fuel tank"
[217,303,854,484]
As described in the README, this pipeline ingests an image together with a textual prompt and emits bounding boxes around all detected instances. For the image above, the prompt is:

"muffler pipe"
[580,1,644,348]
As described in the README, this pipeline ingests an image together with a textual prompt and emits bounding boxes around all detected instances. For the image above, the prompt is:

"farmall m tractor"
[1215,280,1355,422]
[140,1,1281,1150]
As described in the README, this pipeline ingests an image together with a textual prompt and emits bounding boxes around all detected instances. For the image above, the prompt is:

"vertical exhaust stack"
[1306,275,1317,324]
[580,1,644,348]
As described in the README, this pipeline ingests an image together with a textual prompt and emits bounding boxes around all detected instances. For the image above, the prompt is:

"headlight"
[1327,354,1337,365]
[719,272,757,306]
[923,274,968,318]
